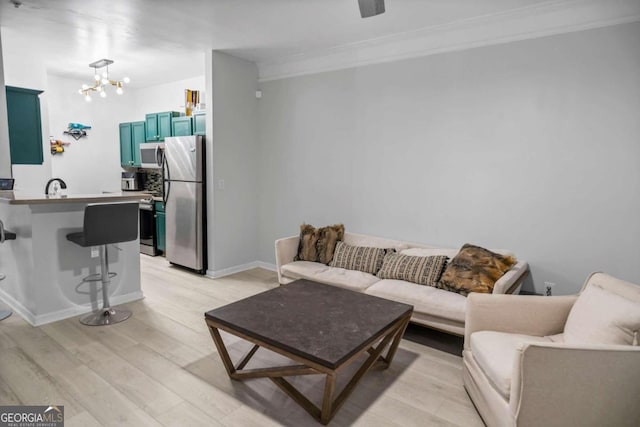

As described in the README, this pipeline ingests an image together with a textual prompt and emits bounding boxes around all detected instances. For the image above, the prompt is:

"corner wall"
[0,31,10,178]
[257,22,640,294]
[206,51,260,276]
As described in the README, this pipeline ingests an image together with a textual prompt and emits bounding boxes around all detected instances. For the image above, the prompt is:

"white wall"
[2,50,52,191]
[47,74,135,193]
[206,51,259,275]
[257,22,640,295]
[0,31,10,178]
[132,75,205,119]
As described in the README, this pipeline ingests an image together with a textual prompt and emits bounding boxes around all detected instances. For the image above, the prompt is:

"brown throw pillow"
[294,223,345,263]
[294,224,320,262]
[317,224,345,264]
[437,244,516,296]
[329,241,387,275]
[376,252,448,286]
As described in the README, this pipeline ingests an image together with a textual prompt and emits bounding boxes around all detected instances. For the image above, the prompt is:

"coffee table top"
[205,279,413,369]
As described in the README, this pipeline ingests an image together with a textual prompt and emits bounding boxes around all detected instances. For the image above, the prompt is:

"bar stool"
[66,202,138,326]
[0,219,17,321]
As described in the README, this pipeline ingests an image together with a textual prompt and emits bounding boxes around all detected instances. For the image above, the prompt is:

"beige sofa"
[275,232,529,336]
[463,272,640,426]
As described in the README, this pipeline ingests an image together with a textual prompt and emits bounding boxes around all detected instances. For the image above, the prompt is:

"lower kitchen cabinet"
[155,201,166,253]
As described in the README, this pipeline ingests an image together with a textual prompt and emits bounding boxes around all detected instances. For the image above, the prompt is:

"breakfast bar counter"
[0,191,149,325]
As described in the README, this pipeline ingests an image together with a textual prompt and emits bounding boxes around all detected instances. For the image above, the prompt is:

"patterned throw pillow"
[437,244,516,296]
[376,252,448,286]
[329,241,387,275]
[294,223,345,264]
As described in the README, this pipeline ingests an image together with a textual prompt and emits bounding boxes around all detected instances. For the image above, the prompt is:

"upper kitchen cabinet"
[6,86,44,165]
[192,111,206,136]
[171,116,193,137]
[120,121,145,167]
[145,111,180,141]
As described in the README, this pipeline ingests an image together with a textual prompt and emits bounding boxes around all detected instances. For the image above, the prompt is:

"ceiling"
[0,0,626,88]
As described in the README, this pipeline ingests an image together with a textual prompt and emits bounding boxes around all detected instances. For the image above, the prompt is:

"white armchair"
[463,272,640,427]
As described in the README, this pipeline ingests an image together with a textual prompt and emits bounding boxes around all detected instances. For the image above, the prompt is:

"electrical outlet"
[544,281,556,296]
[91,247,99,258]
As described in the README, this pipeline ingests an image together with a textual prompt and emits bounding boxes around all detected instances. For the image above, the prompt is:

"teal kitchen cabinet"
[6,86,44,165]
[155,201,166,253]
[119,121,145,167]
[145,111,180,141]
[192,111,206,136]
[171,116,193,137]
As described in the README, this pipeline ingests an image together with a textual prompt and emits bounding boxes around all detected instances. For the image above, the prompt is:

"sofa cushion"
[438,244,516,296]
[329,241,387,275]
[364,279,467,323]
[377,252,447,286]
[294,223,344,264]
[280,261,379,292]
[294,224,320,262]
[317,224,345,264]
[470,331,553,399]
[564,284,640,346]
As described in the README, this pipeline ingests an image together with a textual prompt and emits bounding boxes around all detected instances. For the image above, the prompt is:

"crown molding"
[258,0,640,82]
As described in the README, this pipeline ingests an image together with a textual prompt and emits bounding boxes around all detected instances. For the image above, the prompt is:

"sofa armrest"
[275,235,299,284]
[464,294,578,350]
[492,260,529,294]
[510,343,640,425]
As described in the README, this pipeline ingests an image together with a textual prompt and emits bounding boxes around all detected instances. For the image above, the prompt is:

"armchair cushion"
[564,284,640,346]
[470,331,553,399]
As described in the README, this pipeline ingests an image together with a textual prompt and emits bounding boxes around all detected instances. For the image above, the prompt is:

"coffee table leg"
[208,325,237,376]
[321,373,337,424]
[383,314,411,366]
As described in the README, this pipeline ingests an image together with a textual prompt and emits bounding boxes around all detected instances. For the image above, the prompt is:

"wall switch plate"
[91,247,99,258]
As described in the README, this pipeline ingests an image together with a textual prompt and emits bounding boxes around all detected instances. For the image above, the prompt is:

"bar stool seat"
[66,202,138,326]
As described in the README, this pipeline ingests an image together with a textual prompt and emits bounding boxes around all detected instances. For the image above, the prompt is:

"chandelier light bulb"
[123,77,130,84]
[100,91,107,98]
[102,71,108,78]
[85,94,92,102]
[116,87,124,95]
[81,84,89,90]
[94,73,101,81]
[78,89,84,95]
[101,78,108,85]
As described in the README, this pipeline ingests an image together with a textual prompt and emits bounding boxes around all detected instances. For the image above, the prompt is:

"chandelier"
[78,59,130,102]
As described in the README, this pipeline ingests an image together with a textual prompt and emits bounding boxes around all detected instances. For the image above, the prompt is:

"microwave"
[139,142,164,169]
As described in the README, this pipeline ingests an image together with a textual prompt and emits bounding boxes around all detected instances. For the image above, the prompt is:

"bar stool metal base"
[80,307,131,326]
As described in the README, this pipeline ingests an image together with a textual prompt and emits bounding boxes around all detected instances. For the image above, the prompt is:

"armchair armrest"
[275,235,299,284]
[464,294,578,350]
[511,343,640,425]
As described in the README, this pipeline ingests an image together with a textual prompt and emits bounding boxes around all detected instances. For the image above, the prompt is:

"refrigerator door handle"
[163,155,171,205]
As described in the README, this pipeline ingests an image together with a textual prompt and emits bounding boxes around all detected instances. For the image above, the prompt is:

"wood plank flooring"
[0,255,483,426]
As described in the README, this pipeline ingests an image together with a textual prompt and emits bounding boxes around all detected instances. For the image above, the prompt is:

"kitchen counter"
[0,190,151,205]
[0,191,145,326]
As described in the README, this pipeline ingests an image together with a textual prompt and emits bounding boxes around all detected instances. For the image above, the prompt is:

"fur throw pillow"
[437,244,516,296]
[294,223,345,264]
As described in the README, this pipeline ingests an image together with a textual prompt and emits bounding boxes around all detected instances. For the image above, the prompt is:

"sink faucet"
[45,178,67,196]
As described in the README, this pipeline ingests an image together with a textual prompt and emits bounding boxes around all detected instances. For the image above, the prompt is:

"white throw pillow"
[564,284,640,346]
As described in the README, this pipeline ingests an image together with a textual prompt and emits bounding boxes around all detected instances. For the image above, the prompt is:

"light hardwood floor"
[0,255,483,426]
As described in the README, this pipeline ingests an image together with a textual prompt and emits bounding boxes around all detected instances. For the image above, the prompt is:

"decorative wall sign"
[63,122,91,140]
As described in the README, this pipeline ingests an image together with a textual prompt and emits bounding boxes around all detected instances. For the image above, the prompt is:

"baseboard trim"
[206,261,277,279]
[0,289,144,326]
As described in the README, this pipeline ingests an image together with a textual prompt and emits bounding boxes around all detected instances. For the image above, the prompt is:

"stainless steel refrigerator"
[163,135,206,274]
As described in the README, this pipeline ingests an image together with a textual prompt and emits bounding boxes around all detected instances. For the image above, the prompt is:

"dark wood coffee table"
[204,279,413,424]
